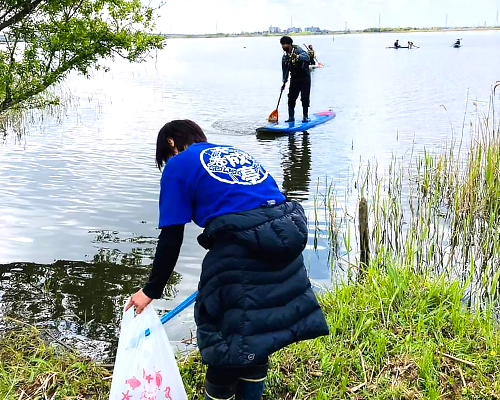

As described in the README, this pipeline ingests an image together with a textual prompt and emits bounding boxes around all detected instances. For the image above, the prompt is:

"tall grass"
[316,83,500,310]
[178,263,500,399]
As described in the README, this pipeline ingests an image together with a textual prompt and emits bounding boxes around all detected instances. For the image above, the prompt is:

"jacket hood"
[198,201,308,264]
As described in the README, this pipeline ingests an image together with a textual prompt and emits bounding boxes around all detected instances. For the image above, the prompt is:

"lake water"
[1,30,499,359]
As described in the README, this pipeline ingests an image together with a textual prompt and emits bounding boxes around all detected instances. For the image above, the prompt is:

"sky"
[149,0,500,34]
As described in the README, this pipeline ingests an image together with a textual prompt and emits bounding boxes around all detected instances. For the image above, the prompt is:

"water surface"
[1,30,499,358]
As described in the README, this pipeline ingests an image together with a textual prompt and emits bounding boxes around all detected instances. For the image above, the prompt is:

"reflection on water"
[281,133,311,201]
[0,246,182,360]
[255,131,311,201]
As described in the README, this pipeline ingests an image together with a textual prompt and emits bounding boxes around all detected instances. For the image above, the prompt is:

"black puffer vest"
[194,201,329,367]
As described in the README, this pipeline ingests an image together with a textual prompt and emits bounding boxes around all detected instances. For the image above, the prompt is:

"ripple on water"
[211,119,263,136]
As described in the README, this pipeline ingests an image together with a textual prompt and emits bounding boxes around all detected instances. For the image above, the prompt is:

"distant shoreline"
[161,26,500,39]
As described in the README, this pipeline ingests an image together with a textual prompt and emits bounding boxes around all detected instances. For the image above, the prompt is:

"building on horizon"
[305,26,321,32]
[269,26,281,33]
[285,27,302,33]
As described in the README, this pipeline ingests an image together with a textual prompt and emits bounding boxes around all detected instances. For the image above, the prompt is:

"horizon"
[157,26,499,36]
[150,0,500,35]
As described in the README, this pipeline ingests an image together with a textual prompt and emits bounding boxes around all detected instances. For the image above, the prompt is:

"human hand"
[126,289,152,314]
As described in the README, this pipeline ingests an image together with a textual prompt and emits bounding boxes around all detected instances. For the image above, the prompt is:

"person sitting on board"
[394,39,400,48]
[408,41,414,49]
[454,39,461,46]
[126,120,329,400]
[280,35,311,123]
[307,44,316,66]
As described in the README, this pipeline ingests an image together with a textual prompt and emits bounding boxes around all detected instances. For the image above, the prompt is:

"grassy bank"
[180,263,500,399]
[2,264,500,399]
[0,323,111,398]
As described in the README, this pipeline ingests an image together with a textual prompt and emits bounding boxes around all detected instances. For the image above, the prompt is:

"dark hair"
[280,36,293,45]
[156,119,207,170]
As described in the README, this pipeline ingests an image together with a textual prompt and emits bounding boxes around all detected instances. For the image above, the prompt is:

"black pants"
[288,75,311,116]
[205,363,268,400]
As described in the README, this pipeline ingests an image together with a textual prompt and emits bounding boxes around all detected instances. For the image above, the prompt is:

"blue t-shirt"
[158,142,286,228]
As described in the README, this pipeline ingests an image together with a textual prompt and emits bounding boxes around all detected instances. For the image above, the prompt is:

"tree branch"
[0,51,89,112]
[68,0,85,21]
[0,0,164,116]
[0,0,44,32]
[0,5,20,26]
[1,29,21,109]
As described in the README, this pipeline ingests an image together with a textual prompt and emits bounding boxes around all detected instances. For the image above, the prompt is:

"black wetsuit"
[308,49,316,65]
[282,45,311,120]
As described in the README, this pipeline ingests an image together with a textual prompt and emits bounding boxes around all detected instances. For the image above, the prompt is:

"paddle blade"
[268,109,278,123]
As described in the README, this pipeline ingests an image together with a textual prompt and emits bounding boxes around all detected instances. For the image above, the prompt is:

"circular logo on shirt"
[200,147,268,185]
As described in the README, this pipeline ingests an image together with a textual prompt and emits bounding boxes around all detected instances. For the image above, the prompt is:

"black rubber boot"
[285,107,295,123]
[302,107,310,123]
[302,106,310,122]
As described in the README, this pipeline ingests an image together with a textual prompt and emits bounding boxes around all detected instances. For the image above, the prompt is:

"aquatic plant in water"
[315,83,500,310]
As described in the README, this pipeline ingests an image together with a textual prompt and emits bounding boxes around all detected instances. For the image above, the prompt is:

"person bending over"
[127,119,329,400]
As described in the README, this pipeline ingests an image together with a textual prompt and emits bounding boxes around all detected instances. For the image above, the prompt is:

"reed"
[314,83,500,310]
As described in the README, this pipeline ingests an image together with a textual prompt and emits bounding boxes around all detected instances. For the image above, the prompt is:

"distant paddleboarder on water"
[306,44,316,66]
[280,36,311,123]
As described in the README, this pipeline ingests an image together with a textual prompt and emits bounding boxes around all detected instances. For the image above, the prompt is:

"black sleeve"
[142,224,185,299]
[282,55,289,83]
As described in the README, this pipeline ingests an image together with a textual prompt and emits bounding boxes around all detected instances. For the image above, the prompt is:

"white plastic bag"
[109,304,188,400]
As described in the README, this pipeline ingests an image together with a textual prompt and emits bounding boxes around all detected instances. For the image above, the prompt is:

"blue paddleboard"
[256,110,335,134]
